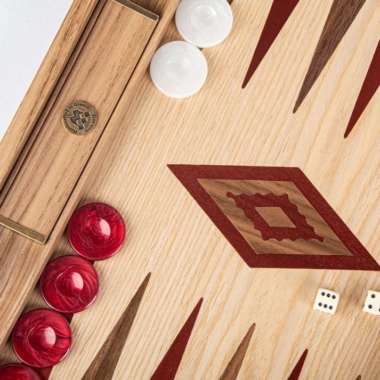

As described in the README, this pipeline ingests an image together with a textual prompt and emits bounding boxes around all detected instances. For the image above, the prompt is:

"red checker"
[12,309,72,368]
[40,255,99,313]
[168,165,380,271]
[68,202,126,260]
[0,364,41,380]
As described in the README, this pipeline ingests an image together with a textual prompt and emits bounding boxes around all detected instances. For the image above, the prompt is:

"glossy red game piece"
[68,203,125,260]
[40,255,99,313]
[0,364,41,380]
[12,309,72,368]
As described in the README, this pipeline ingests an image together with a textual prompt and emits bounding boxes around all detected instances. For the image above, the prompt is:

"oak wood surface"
[0,0,379,379]
[294,0,368,112]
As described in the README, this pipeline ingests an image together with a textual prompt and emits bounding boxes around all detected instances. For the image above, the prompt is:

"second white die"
[363,290,380,316]
[313,288,339,315]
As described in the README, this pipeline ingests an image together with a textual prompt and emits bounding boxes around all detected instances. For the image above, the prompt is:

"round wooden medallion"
[62,101,97,135]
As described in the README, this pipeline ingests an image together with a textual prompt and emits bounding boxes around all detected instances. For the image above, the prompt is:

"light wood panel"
[0,0,379,379]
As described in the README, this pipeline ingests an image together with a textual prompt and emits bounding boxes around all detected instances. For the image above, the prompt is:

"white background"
[0,0,73,141]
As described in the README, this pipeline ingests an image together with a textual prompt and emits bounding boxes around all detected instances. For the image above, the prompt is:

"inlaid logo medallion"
[62,101,97,135]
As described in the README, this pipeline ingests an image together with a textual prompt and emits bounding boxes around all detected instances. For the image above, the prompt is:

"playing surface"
[0,0,379,379]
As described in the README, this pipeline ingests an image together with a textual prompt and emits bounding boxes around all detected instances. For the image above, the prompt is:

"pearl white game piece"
[175,0,233,48]
[363,290,380,316]
[313,288,340,315]
[150,41,208,98]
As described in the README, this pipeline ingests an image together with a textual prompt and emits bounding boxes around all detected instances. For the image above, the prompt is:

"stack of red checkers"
[9,202,126,372]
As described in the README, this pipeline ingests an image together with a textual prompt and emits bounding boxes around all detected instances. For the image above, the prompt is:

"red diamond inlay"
[168,165,379,270]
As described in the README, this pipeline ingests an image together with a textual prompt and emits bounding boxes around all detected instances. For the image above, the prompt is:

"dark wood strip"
[355,376,362,380]
[287,349,308,380]
[218,323,256,380]
[82,273,151,380]
[242,0,300,88]
[294,0,367,112]
[150,298,203,380]
[344,39,380,138]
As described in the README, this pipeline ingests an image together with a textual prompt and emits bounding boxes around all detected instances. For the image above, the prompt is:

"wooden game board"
[0,0,379,378]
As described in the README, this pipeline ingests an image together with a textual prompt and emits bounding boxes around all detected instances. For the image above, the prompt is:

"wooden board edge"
[0,0,99,190]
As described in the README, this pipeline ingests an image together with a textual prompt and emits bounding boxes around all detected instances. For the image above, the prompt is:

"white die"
[313,288,339,315]
[363,290,380,316]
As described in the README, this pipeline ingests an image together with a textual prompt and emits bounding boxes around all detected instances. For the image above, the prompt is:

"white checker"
[313,288,339,315]
[150,41,208,99]
[175,0,233,48]
[363,290,380,316]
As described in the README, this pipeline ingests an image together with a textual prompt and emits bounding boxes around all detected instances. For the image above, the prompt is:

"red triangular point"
[345,39,380,138]
[168,165,379,271]
[287,349,308,380]
[242,0,300,88]
[150,298,203,380]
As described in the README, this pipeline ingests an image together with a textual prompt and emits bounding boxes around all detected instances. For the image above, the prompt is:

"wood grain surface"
[0,0,379,379]
[82,273,151,380]
[0,0,98,190]
[0,0,180,349]
[287,349,308,380]
[242,0,300,88]
[151,299,203,380]
[0,0,108,207]
[345,38,380,137]
[294,0,368,112]
[0,0,157,237]
[218,323,256,380]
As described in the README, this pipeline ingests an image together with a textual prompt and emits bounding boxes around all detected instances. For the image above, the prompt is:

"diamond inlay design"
[168,165,380,270]
[227,192,324,242]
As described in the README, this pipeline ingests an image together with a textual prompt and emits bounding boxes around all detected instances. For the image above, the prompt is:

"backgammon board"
[0,0,379,379]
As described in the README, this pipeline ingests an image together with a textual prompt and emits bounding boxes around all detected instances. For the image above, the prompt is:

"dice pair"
[313,288,380,315]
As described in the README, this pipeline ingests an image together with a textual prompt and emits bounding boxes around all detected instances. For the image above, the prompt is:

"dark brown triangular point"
[242,0,300,88]
[345,39,380,138]
[294,0,367,112]
[287,349,308,380]
[82,273,151,380]
[219,323,256,380]
[355,376,361,380]
[150,298,203,380]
